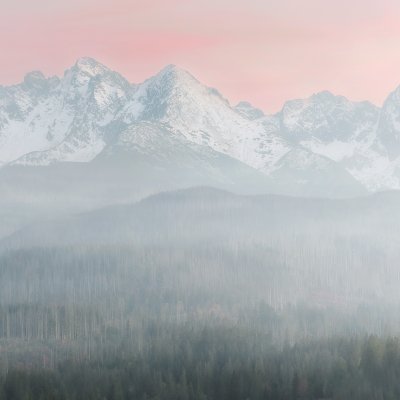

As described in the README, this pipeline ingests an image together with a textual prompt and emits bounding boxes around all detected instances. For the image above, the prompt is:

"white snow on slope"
[1,58,400,192]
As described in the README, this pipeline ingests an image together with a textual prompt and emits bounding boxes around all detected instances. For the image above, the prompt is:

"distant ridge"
[0,57,399,195]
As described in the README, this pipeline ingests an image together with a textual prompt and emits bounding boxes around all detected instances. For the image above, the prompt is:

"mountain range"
[1,57,400,198]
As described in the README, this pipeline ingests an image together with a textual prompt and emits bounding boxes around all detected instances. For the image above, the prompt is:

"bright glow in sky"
[1,0,400,111]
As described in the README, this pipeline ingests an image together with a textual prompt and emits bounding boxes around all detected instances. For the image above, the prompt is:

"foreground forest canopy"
[0,187,400,399]
[1,332,400,400]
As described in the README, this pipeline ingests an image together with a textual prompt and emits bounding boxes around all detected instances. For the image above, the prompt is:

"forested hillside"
[0,188,399,399]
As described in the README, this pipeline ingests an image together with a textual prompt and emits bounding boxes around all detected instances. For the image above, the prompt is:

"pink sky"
[2,0,400,112]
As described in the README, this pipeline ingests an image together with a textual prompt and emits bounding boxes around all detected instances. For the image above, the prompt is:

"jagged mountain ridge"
[0,57,399,193]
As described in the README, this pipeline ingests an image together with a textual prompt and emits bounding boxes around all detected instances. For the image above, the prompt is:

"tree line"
[1,327,400,400]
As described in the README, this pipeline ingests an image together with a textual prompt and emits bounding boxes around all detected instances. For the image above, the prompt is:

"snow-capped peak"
[155,63,192,79]
[72,57,110,77]
[141,63,226,102]
[118,62,291,172]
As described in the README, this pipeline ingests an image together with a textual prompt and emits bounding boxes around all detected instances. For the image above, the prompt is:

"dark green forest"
[1,188,400,399]
[1,330,400,400]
